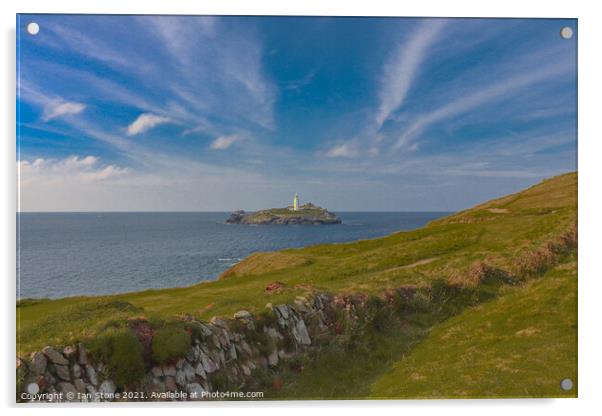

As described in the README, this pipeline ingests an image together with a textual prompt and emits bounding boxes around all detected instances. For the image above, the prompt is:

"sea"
[16,212,449,299]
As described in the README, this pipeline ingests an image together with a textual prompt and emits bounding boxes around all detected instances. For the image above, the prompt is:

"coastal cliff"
[226,203,341,225]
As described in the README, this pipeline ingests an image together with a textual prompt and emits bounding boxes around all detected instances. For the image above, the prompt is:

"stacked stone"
[20,344,116,402]
[18,293,339,402]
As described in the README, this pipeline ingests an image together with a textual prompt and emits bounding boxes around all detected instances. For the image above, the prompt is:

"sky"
[16,15,577,212]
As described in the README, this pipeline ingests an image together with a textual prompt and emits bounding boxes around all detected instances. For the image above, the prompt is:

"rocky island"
[226,194,341,225]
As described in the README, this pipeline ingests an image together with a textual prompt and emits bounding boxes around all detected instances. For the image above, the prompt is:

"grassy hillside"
[265,258,576,399]
[369,258,577,398]
[17,172,577,360]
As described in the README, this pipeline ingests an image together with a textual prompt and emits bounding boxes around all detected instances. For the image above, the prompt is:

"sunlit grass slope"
[17,172,577,355]
[263,257,576,400]
[369,259,577,399]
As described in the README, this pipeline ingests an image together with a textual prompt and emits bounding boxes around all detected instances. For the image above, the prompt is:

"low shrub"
[279,330,297,351]
[254,333,275,356]
[364,295,392,332]
[249,366,274,390]
[208,370,230,392]
[511,224,577,277]
[184,320,209,342]
[408,290,431,313]
[256,309,278,328]
[151,326,191,364]
[87,326,145,387]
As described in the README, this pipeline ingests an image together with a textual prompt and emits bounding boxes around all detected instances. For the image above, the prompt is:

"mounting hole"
[26,22,40,35]
[560,26,573,40]
[560,378,574,391]
[26,382,39,395]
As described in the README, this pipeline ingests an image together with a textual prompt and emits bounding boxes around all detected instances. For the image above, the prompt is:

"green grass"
[151,326,191,364]
[17,172,577,360]
[369,258,577,399]
[263,257,576,399]
[260,207,327,217]
[266,322,429,399]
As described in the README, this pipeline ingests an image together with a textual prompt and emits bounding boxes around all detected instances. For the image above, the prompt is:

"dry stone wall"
[17,293,365,402]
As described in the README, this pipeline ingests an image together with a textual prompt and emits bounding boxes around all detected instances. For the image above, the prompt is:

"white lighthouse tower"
[293,193,300,211]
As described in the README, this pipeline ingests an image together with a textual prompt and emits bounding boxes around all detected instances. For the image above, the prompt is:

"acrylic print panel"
[16,14,577,402]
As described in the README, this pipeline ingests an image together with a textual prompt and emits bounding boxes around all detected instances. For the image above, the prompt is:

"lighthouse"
[293,193,299,211]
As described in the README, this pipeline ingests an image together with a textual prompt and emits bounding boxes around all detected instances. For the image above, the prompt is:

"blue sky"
[17,15,577,212]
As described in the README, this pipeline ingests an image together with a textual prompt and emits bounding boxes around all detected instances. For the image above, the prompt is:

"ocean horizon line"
[16,210,454,214]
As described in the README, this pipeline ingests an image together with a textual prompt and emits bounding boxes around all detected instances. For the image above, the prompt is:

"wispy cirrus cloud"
[323,142,360,158]
[126,113,171,136]
[374,19,446,130]
[19,81,86,121]
[210,134,242,150]
[142,15,276,132]
[392,59,574,151]
[42,100,86,121]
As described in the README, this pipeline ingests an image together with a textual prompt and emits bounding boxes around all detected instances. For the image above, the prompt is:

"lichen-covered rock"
[163,364,176,377]
[55,364,71,381]
[275,305,289,320]
[86,364,98,386]
[233,310,253,320]
[44,371,57,386]
[73,378,86,394]
[210,316,228,328]
[85,385,99,402]
[164,376,177,391]
[197,323,213,337]
[63,345,76,360]
[216,350,226,368]
[77,343,88,365]
[151,366,163,378]
[149,380,166,395]
[268,349,279,367]
[57,382,78,399]
[175,369,186,387]
[30,351,47,375]
[183,361,195,382]
[99,380,116,397]
[240,363,251,376]
[72,363,82,378]
[292,319,312,345]
[226,344,237,361]
[42,346,68,365]
[200,353,218,373]
[195,362,207,379]
[187,383,206,399]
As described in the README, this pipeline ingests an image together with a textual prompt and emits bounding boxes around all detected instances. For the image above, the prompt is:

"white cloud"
[42,100,87,121]
[324,142,360,158]
[19,155,129,186]
[126,113,171,136]
[210,135,242,150]
[375,19,446,130]
[18,81,87,122]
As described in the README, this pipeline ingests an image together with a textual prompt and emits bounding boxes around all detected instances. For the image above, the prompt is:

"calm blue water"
[17,212,448,299]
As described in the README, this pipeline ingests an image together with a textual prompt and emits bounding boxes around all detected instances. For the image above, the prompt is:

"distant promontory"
[226,195,341,225]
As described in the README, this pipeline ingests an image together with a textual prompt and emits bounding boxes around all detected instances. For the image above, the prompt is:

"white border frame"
[3,1,601,415]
